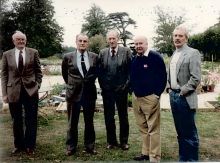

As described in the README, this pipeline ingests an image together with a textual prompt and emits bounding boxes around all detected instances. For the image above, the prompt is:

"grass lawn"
[0,107,220,162]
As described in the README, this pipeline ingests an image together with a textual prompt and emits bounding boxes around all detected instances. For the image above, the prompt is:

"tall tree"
[153,6,185,56]
[0,0,9,55]
[88,34,107,54]
[189,25,220,61]
[1,0,63,58]
[107,12,136,47]
[81,4,108,38]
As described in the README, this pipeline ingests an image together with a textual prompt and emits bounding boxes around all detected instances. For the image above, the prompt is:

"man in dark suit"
[62,33,98,156]
[167,25,201,161]
[1,31,42,155]
[98,30,131,150]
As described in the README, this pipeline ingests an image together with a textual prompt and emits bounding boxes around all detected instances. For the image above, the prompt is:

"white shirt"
[76,50,90,77]
[15,48,25,68]
[170,51,181,89]
[109,46,118,56]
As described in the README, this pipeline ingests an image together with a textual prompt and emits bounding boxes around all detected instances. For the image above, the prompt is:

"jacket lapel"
[117,47,123,66]
[9,49,18,72]
[176,46,188,75]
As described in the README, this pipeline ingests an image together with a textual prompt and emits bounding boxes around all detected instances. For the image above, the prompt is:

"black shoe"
[83,148,98,155]
[65,149,76,156]
[121,144,129,150]
[26,148,35,155]
[11,148,23,154]
[133,154,149,161]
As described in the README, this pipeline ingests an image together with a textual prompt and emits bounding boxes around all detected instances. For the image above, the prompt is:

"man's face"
[173,29,188,49]
[13,34,26,50]
[107,32,119,49]
[76,35,89,52]
[134,37,148,54]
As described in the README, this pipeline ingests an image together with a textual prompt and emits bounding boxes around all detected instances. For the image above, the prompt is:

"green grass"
[0,108,220,162]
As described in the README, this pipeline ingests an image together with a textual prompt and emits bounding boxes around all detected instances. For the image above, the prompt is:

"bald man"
[1,31,42,155]
[130,35,167,162]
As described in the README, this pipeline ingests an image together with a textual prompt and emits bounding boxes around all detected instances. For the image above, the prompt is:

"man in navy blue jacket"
[130,35,167,162]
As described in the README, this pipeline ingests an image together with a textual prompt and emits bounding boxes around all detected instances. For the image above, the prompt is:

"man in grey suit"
[1,31,42,155]
[98,30,131,150]
[62,33,98,156]
[167,25,201,161]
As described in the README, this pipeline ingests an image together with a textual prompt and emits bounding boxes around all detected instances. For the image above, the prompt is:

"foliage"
[0,0,63,58]
[88,34,107,54]
[0,0,9,55]
[50,83,65,96]
[107,12,136,47]
[202,71,220,86]
[81,4,108,38]
[62,46,76,54]
[153,6,185,56]
[189,25,220,61]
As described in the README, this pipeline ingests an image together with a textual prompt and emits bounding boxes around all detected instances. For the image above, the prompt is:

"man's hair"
[75,33,88,41]
[133,35,148,43]
[173,25,189,39]
[12,30,26,40]
[106,29,119,38]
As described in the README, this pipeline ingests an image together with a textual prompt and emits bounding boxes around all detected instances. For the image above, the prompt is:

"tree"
[81,4,108,38]
[1,0,63,58]
[0,0,10,55]
[189,25,220,61]
[107,12,136,47]
[153,6,185,56]
[88,34,107,54]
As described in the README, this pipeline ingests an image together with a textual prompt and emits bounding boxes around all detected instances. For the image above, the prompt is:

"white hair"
[12,31,27,40]
[174,25,189,39]
[106,29,119,38]
[133,35,148,43]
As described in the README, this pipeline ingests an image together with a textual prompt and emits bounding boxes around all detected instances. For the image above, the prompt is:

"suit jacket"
[62,51,98,102]
[98,46,131,91]
[1,47,42,102]
[167,44,201,109]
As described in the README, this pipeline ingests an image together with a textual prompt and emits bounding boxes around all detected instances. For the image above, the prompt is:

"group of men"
[1,25,201,162]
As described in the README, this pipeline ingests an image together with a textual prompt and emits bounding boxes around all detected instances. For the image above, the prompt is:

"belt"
[171,89,181,93]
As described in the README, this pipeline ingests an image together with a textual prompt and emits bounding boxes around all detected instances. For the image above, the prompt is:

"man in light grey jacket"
[167,25,201,162]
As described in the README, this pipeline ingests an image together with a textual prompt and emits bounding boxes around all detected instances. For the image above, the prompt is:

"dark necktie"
[111,48,116,57]
[18,50,23,73]
[81,54,87,77]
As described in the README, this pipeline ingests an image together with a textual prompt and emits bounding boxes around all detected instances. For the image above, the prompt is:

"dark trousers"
[66,98,96,151]
[102,90,129,145]
[169,91,199,162]
[9,86,39,150]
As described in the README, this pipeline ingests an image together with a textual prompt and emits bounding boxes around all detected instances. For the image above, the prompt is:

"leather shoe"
[121,144,129,150]
[65,149,76,156]
[83,148,98,155]
[106,144,118,149]
[11,148,23,154]
[26,148,35,155]
[133,154,149,161]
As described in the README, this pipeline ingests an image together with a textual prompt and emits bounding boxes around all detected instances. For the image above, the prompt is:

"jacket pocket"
[7,83,12,87]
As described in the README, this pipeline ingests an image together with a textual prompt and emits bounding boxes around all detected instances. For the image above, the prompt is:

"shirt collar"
[77,50,88,57]
[109,46,118,53]
[137,49,150,57]
[15,47,25,54]
[176,43,187,52]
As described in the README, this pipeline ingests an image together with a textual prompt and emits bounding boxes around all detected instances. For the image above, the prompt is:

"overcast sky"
[53,0,219,47]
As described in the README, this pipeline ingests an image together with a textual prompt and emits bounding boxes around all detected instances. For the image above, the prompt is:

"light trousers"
[132,93,161,162]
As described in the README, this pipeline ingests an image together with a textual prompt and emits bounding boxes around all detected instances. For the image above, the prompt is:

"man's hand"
[3,96,8,103]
